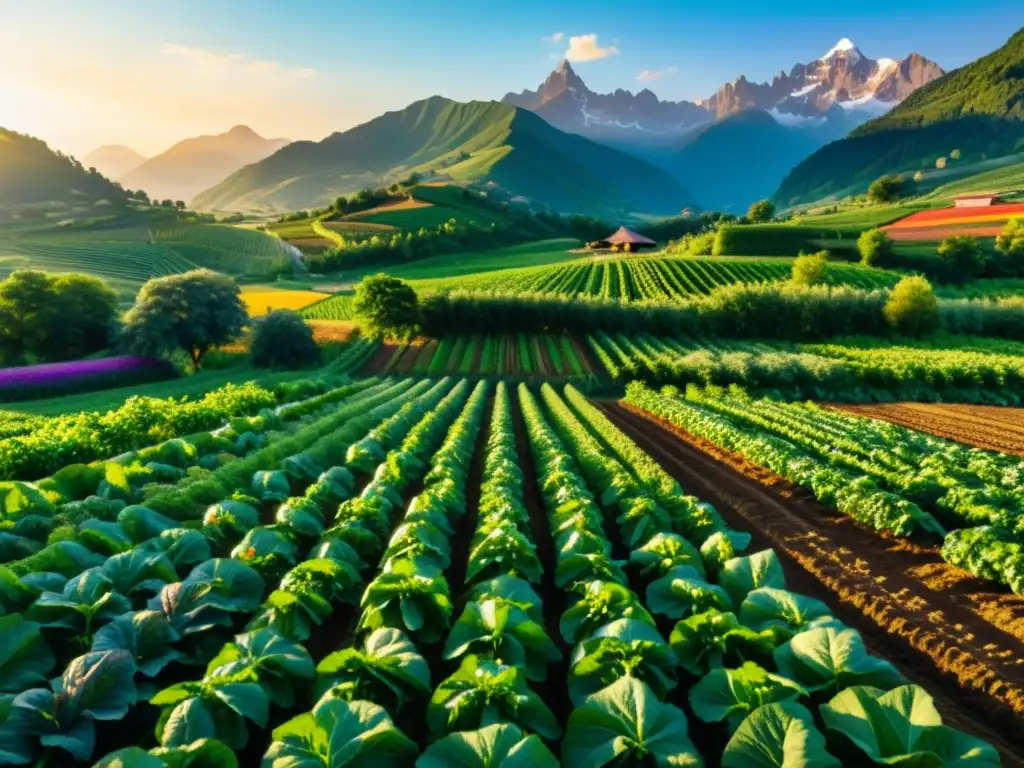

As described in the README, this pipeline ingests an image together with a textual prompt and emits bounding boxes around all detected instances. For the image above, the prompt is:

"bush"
[251,310,320,369]
[937,235,985,282]
[867,175,904,204]
[747,199,775,223]
[791,251,828,286]
[883,276,939,336]
[995,217,1024,272]
[353,274,420,340]
[857,228,894,267]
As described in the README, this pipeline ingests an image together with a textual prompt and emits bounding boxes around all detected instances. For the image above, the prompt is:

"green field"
[152,223,293,276]
[794,203,931,229]
[917,158,1024,202]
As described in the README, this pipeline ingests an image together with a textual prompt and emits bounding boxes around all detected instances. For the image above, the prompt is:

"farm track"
[598,400,1024,765]
[830,402,1024,457]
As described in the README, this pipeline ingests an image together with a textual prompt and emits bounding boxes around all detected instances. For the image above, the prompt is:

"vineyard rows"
[152,224,293,276]
[0,377,997,766]
[369,333,594,379]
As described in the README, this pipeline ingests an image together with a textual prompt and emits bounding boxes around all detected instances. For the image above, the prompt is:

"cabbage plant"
[418,723,559,768]
[316,628,429,713]
[568,618,678,705]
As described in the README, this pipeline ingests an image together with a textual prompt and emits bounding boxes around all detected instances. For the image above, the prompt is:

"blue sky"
[0,0,1019,156]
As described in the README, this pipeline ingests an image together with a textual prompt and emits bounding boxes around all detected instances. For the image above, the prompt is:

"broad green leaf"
[629,532,705,580]
[416,723,559,768]
[568,619,677,705]
[739,588,835,641]
[560,580,655,645]
[646,565,732,619]
[719,550,785,607]
[265,695,416,767]
[821,684,1000,766]
[91,610,183,678]
[689,661,806,731]
[669,609,775,676]
[0,693,35,765]
[0,613,56,693]
[774,626,905,696]
[722,702,840,768]
[561,676,701,768]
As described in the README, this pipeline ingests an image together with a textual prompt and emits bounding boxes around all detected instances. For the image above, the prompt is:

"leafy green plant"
[203,628,314,709]
[559,580,655,645]
[561,676,700,768]
[248,558,361,643]
[264,693,417,767]
[13,649,138,761]
[722,702,839,768]
[444,598,560,682]
[689,661,806,732]
[670,608,776,676]
[629,532,705,580]
[821,685,1000,766]
[568,618,677,705]
[0,614,57,694]
[359,557,452,643]
[91,610,183,680]
[719,550,786,607]
[427,656,560,740]
[774,626,905,697]
[316,628,430,713]
[417,723,559,768]
[646,564,733,619]
[25,568,131,639]
[738,588,836,642]
[92,737,238,767]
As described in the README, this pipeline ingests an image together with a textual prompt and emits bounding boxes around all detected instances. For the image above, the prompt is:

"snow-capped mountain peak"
[821,37,861,62]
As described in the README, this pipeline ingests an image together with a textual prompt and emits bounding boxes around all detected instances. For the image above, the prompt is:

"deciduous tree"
[250,310,320,369]
[122,270,248,370]
[747,200,775,223]
[353,274,420,340]
[857,228,894,268]
[883,276,938,336]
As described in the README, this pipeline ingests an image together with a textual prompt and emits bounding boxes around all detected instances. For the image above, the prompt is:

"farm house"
[954,193,1004,207]
[592,226,657,252]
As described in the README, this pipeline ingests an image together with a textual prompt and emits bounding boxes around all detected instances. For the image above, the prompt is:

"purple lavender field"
[0,356,176,402]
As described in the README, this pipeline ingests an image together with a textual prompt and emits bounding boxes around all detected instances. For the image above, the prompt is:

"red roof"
[603,226,656,245]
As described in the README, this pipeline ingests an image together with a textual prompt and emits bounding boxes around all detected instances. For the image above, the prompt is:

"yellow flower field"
[242,289,328,316]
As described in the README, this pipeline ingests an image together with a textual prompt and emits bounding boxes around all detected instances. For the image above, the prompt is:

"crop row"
[624,382,1024,595]
[379,333,591,378]
[588,331,1024,404]
[0,378,999,765]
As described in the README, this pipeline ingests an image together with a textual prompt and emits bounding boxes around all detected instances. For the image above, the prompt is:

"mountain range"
[0,128,125,207]
[118,126,289,203]
[776,27,1024,206]
[193,97,694,216]
[500,41,943,210]
[83,145,148,181]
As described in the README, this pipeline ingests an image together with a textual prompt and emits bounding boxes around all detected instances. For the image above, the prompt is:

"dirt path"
[831,402,1024,457]
[598,400,1024,765]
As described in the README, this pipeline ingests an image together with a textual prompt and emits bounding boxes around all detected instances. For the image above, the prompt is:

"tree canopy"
[883,276,939,336]
[353,274,420,340]
[867,175,905,204]
[122,269,248,370]
[857,228,895,268]
[250,310,320,369]
[747,199,775,223]
[0,270,117,365]
[791,251,828,286]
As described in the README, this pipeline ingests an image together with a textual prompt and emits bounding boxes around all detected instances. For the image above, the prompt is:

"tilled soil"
[599,400,1024,765]
[831,402,1024,457]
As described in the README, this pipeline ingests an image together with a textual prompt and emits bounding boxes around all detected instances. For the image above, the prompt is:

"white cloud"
[542,32,564,43]
[564,34,619,62]
[637,67,678,81]
[161,43,318,80]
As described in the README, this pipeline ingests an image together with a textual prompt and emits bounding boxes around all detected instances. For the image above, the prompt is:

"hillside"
[667,110,821,212]
[83,145,147,180]
[192,97,694,216]
[120,125,289,204]
[775,28,1024,206]
[0,128,126,207]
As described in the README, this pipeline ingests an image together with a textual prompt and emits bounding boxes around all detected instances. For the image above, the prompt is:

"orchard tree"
[857,228,895,267]
[791,251,828,286]
[353,274,420,340]
[250,310,320,369]
[122,269,248,370]
[937,235,985,280]
[883,276,938,336]
[747,199,775,223]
